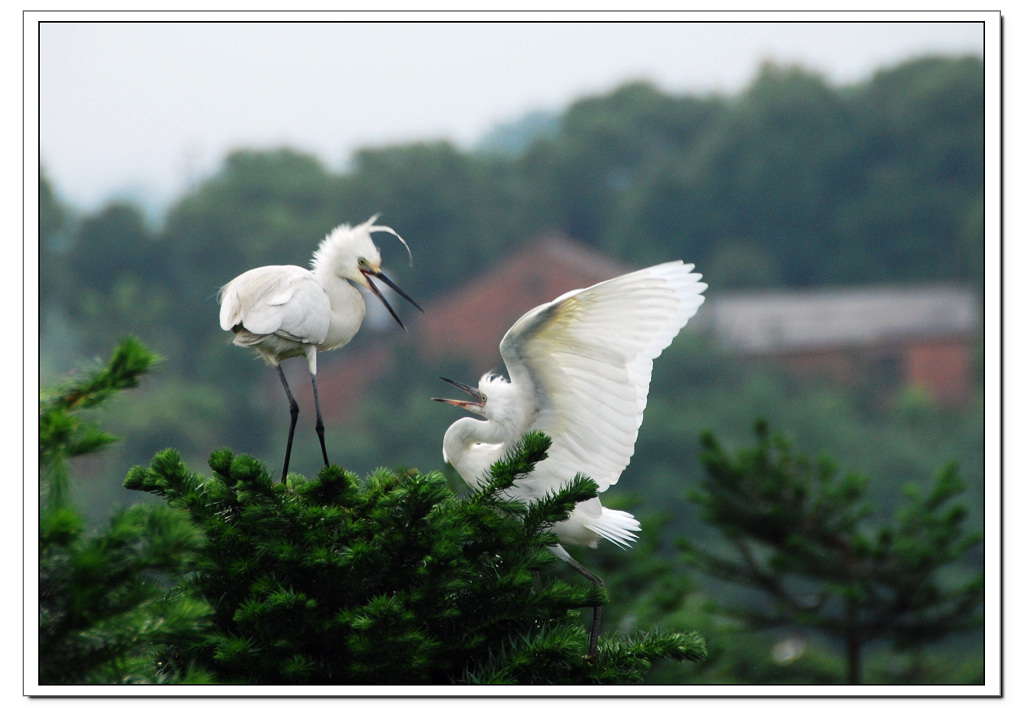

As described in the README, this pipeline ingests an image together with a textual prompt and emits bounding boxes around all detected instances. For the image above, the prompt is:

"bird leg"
[558,548,606,658]
[310,373,330,468]
[277,365,299,482]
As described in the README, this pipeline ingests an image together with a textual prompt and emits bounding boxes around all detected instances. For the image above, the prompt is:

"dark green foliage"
[38,338,212,684]
[39,336,160,512]
[38,503,212,684]
[682,421,983,684]
[124,432,706,684]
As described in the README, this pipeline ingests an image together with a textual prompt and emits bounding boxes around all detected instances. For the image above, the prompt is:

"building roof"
[695,284,979,354]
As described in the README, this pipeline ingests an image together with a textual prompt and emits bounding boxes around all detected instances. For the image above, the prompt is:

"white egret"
[434,261,706,655]
[219,215,422,480]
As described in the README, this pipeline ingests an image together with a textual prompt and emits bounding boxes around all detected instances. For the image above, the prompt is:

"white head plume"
[311,214,413,277]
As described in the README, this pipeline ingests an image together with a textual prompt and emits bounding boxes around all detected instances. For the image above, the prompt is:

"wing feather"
[499,261,706,494]
[219,265,331,345]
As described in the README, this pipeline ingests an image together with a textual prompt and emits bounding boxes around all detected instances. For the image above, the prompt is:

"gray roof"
[694,284,980,353]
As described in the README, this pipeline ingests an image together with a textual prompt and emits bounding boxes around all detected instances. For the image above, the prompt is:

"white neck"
[442,417,511,490]
[314,268,366,351]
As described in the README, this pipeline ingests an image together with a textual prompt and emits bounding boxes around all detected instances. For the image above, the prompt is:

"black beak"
[361,267,424,331]
[432,376,485,407]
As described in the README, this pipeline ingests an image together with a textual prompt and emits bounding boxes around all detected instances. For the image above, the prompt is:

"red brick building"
[414,232,632,369]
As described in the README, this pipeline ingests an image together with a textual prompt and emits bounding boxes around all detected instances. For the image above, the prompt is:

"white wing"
[218,265,331,345]
[499,261,706,494]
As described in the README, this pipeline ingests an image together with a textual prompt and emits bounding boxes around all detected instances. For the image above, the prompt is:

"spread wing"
[218,265,331,345]
[499,261,706,493]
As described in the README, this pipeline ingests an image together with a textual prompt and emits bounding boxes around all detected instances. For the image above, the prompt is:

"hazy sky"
[37,15,986,212]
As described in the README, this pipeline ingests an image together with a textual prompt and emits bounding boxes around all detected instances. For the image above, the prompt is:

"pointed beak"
[360,266,424,331]
[432,376,484,408]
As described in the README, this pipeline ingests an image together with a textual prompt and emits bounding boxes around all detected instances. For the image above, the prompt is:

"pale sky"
[37,14,986,213]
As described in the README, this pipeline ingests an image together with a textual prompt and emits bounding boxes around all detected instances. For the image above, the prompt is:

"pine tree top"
[124,431,706,684]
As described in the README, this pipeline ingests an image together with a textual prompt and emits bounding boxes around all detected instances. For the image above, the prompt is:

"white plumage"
[434,260,706,655]
[219,265,334,366]
[219,215,421,480]
[436,261,706,547]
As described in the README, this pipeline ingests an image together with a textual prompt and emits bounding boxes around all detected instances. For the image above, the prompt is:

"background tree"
[681,421,984,684]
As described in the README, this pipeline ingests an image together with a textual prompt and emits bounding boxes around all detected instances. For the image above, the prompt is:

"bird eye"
[480,394,487,402]
[357,258,368,268]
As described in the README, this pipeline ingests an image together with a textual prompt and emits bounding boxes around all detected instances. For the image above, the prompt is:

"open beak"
[360,267,424,331]
[432,376,484,408]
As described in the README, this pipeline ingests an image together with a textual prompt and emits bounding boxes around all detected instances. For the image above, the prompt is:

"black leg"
[311,373,329,467]
[277,365,299,481]
[559,548,606,658]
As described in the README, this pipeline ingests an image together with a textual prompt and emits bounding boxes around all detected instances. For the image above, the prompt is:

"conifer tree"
[39,336,157,512]
[125,432,706,684]
[681,420,983,684]
[38,338,212,684]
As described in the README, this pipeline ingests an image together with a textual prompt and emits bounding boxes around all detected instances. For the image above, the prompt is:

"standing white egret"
[433,261,706,655]
[219,215,422,480]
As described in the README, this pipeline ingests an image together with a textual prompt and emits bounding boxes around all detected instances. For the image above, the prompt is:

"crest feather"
[310,215,414,273]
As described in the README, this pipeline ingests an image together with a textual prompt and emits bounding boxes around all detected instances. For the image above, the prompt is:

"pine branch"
[40,336,161,511]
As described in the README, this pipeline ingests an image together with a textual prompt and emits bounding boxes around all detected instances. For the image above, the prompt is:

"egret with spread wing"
[219,215,422,480]
[434,261,706,655]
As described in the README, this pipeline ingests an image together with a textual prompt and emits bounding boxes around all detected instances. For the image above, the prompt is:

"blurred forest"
[38,54,986,683]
